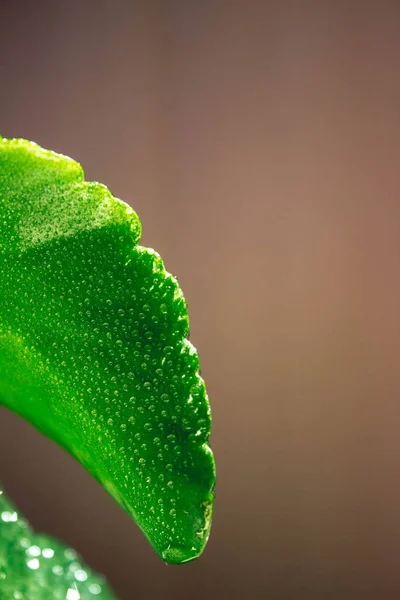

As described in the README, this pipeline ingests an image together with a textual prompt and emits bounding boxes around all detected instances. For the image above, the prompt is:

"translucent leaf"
[0,138,215,565]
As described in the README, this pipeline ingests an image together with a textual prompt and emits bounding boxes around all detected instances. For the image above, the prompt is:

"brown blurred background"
[1,1,400,598]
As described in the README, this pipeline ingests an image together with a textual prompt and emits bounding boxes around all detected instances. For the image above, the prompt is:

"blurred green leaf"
[0,484,117,599]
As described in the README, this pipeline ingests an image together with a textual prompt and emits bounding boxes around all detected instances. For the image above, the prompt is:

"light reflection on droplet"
[1,511,18,522]
[75,568,88,582]
[26,545,41,557]
[66,586,80,600]
[88,583,102,595]
[42,547,55,559]
[69,561,81,573]
[64,548,77,560]
[27,558,39,570]
[52,565,64,576]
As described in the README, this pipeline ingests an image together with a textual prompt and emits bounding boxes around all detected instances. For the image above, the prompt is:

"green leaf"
[0,484,117,599]
[0,138,215,564]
